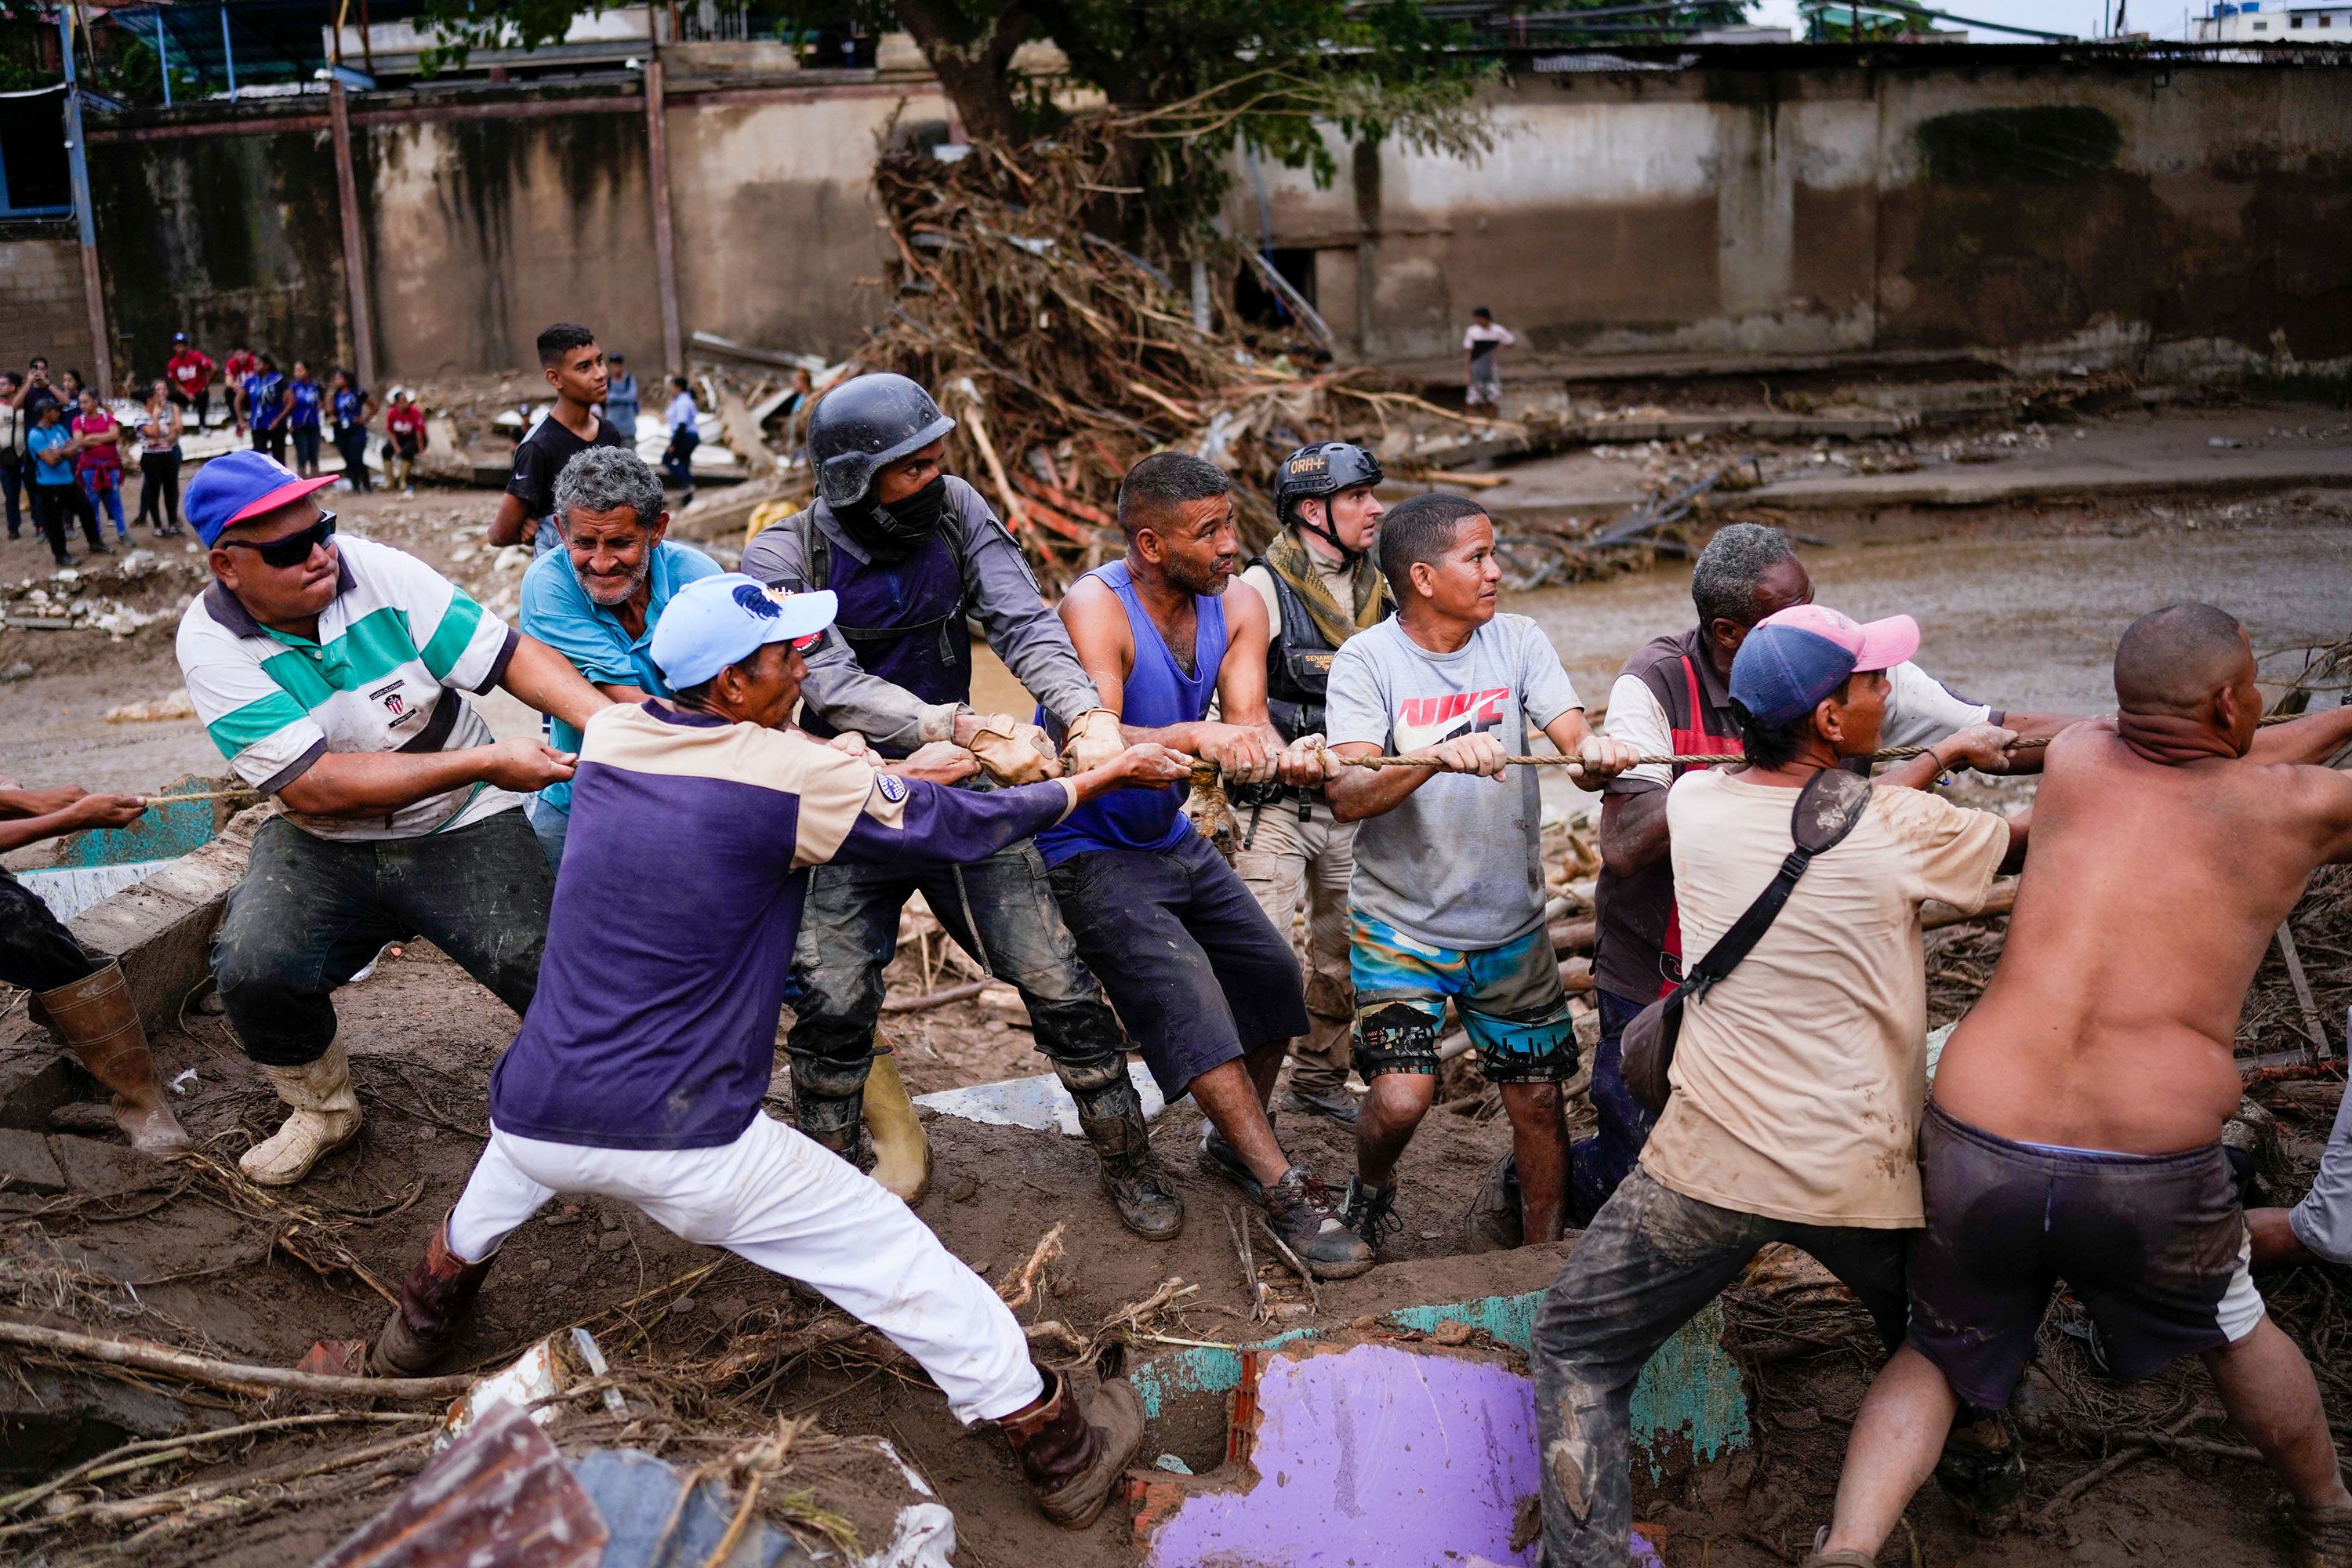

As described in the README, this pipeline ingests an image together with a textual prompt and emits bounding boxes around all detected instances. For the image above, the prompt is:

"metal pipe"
[57,2,112,398]
[644,56,684,376]
[158,11,172,107]
[221,4,237,100]
[328,82,376,389]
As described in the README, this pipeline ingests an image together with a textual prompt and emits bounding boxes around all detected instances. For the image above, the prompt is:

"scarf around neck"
[1266,528,1390,650]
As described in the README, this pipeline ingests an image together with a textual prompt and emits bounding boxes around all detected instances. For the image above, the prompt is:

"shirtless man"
[1809,603,2352,1568]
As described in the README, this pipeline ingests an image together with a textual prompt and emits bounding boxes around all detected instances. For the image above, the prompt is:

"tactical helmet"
[1274,441,1385,533]
[808,373,956,509]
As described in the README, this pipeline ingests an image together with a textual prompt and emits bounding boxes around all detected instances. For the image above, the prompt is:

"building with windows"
[2193,2,2352,38]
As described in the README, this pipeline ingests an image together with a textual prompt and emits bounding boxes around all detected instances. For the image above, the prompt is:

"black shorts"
[1907,1102,2263,1409]
[1045,831,1308,1099]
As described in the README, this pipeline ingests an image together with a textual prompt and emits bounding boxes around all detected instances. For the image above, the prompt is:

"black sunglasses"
[223,510,336,568]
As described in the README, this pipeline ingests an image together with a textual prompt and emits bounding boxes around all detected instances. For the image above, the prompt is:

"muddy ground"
[0,387,2348,1566]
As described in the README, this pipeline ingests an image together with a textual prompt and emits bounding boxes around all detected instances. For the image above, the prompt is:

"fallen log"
[0,1318,477,1399]
[1922,880,2018,931]
[882,979,989,1014]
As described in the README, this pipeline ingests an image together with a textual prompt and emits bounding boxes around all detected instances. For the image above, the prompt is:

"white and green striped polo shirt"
[176,533,522,842]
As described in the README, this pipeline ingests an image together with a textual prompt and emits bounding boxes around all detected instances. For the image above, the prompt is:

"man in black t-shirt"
[488,324,626,555]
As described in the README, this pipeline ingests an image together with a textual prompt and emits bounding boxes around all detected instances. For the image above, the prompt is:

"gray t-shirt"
[1326,613,1582,950]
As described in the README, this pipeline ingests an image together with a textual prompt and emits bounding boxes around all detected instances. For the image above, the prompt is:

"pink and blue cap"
[186,450,339,546]
[1730,604,1922,728]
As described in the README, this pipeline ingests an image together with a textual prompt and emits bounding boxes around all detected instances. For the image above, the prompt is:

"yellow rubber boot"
[865,1038,931,1205]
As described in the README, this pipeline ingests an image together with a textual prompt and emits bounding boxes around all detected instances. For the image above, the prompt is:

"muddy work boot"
[1464,1152,1526,1253]
[1339,1176,1402,1254]
[2290,1499,2352,1568]
[863,1044,930,1204]
[371,1219,494,1376]
[998,1366,1145,1529]
[1281,1080,1360,1126]
[241,1040,361,1185]
[1934,1406,2027,1534]
[1265,1167,1374,1280]
[1066,1071,1182,1240]
[1199,1126,1266,1204]
[792,1079,874,1171]
[33,959,190,1155]
[1801,1527,1877,1568]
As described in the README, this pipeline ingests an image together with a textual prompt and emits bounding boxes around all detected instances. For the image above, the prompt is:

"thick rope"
[1318,736,2042,777]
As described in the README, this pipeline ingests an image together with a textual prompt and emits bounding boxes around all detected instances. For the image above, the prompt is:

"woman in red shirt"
[71,390,128,543]
[221,345,260,433]
[383,388,428,496]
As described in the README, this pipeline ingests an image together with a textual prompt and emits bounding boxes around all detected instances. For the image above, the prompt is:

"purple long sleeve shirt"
[488,701,1073,1150]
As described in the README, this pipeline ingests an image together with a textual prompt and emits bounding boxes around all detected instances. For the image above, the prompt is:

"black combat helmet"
[1273,441,1385,557]
[808,373,956,510]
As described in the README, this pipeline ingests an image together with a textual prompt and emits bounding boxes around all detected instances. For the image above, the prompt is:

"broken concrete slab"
[0,1127,67,1193]
[913,1062,1164,1137]
[0,1055,89,1135]
[46,1134,171,1200]
[0,1363,194,1480]
[1726,442,2352,512]
[66,802,269,1035]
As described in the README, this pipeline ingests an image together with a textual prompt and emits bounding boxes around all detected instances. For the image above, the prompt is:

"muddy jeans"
[786,837,1129,1108]
[212,809,554,1067]
[1567,988,1657,1226]
[0,868,101,993]
[1232,794,1355,1096]
[1533,1167,1908,1567]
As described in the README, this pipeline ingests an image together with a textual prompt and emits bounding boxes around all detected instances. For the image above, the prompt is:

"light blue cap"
[650,573,837,689]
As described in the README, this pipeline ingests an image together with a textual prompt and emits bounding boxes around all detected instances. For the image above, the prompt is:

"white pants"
[2291,1084,2352,1266]
[446,1113,1043,1425]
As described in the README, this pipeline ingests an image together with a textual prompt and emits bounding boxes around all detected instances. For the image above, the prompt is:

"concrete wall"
[1245,57,2352,371]
[69,50,2352,387]
[0,228,96,378]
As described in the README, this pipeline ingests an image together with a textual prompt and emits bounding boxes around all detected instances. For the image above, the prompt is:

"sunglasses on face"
[223,511,336,568]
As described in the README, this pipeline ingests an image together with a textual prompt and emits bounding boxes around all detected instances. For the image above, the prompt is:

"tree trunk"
[895,0,1033,144]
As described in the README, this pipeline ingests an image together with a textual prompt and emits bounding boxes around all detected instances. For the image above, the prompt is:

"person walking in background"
[602,353,639,441]
[1,372,24,542]
[166,332,217,430]
[385,389,427,497]
[1463,307,1514,409]
[245,354,288,462]
[286,361,325,479]
[26,401,105,564]
[330,368,376,493]
[662,375,700,509]
[71,387,128,545]
[134,380,185,537]
[223,343,260,434]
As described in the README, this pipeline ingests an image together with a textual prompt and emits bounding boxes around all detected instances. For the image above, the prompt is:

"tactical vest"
[796,506,974,739]
[1254,554,1342,745]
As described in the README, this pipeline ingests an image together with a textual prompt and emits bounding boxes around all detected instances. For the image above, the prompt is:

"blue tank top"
[1036,559,1226,867]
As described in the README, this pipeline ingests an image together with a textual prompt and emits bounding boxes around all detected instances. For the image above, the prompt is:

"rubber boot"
[240,1040,361,1186]
[370,1219,493,1376]
[1264,1167,1374,1280]
[1934,1406,2027,1534]
[865,1042,931,1204]
[33,959,190,1155]
[791,1062,872,1171]
[1065,1069,1182,1240]
[998,1366,1145,1529]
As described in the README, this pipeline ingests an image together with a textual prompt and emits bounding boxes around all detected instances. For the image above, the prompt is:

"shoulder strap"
[1682,768,1874,1004]
[799,507,830,593]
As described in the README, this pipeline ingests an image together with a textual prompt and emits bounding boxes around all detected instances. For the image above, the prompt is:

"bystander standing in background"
[134,380,184,537]
[27,401,104,564]
[662,375,700,509]
[166,332,217,430]
[385,390,427,497]
[71,387,128,545]
[1,372,23,542]
[245,354,288,462]
[223,344,260,434]
[330,368,375,492]
[286,361,325,478]
[602,352,639,441]
[488,323,623,557]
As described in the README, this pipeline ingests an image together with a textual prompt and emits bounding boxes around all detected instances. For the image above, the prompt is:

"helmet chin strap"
[1291,503,1362,564]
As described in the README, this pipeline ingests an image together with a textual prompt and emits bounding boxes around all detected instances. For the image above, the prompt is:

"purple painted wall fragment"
[1142,1341,1542,1568]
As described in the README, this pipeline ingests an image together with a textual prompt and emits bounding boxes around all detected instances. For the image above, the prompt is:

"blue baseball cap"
[651,574,837,690]
[1730,604,1921,728]
[186,450,339,546]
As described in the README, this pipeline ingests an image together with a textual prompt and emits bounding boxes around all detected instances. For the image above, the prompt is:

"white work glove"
[1062,708,1126,775]
[967,714,1062,786]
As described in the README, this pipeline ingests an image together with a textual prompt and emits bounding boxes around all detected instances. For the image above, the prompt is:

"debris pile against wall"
[848,131,1515,590]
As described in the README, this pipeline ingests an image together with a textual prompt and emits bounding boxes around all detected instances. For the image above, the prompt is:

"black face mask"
[838,476,950,563]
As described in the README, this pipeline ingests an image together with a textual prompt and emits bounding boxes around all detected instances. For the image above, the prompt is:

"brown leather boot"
[370,1220,493,1377]
[998,1366,1145,1529]
[34,960,190,1155]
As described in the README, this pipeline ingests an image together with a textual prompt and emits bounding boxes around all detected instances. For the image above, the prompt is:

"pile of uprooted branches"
[859,123,1512,591]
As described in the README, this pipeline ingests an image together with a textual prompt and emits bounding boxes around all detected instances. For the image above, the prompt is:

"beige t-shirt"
[1639,768,2009,1229]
